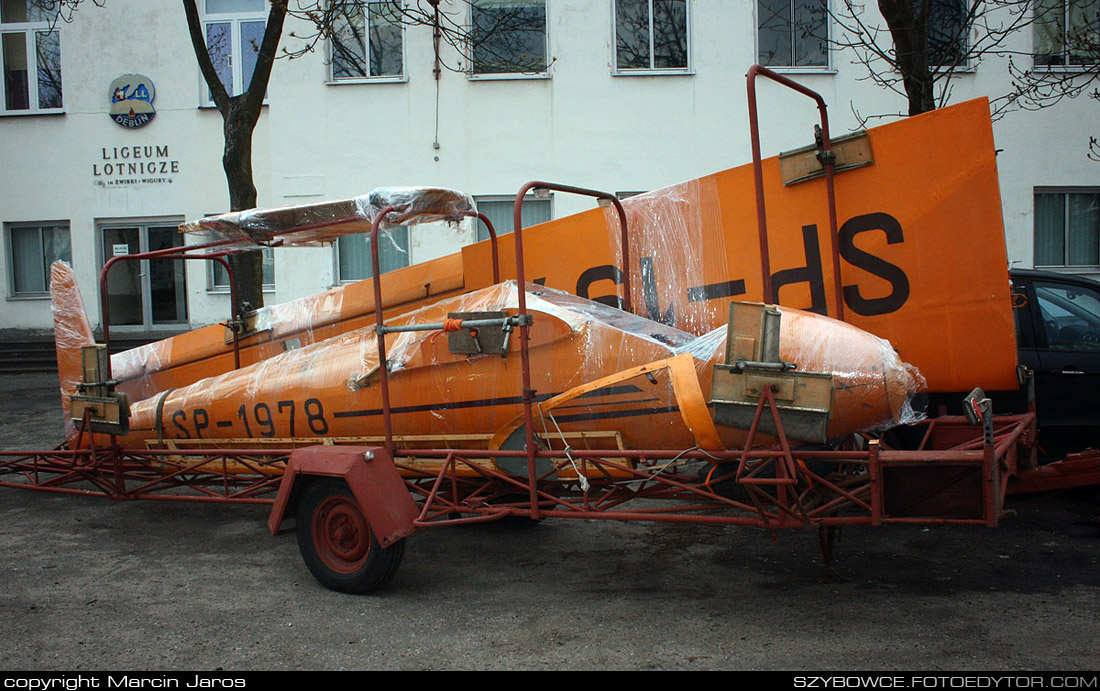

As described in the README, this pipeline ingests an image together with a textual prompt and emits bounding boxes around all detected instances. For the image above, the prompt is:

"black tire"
[295,478,405,594]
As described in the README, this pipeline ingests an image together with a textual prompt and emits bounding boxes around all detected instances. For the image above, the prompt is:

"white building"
[1,0,1096,338]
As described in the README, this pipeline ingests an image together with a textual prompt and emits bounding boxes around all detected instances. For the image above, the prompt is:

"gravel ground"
[1,372,1099,671]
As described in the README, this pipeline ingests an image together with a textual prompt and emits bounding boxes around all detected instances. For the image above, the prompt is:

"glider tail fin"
[50,261,95,433]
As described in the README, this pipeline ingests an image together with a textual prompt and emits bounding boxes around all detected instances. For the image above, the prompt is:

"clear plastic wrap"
[678,305,926,432]
[179,187,476,246]
[180,196,372,245]
[108,282,924,453]
[112,339,173,403]
[367,186,476,229]
[49,262,95,437]
[603,179,731,337]
[107,252,466,408]
[771,306,927,430]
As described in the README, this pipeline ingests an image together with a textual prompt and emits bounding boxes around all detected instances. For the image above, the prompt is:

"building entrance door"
[100,222,188,330]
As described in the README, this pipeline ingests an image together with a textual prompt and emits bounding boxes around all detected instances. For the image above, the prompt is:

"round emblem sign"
[109,74,156,129]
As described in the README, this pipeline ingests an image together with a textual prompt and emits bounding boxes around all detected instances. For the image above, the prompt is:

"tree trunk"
[183,0,287,316]
[223,99,264,315]
[878,0,937,116]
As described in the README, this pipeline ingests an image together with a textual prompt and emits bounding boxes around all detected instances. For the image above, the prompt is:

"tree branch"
[182,0,230,111]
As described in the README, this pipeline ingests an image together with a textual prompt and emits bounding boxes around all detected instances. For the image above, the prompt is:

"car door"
[1028,276,1100,434]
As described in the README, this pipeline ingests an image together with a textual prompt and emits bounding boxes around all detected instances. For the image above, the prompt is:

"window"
[6,222,70,297]
[336,227,409,282]
[1034,0,1099,67]
[757,0,828,68]
[916,0,968,68]
[1035,189,1100,268]
[614,0,689,72]
[1034,280,1100,351]
[474,195,552,242]
[330,1,404,81]
[1,0,62,113]
[469,0,547,75]
[211,247,275,291]
[102,223,189,327]
[202,0,266,103]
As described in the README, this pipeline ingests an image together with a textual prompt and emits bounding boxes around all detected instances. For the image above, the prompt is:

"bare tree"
[288,1,551,76]
[45,0,548,314]
[993,0,1099,157]
[180,0,287,315]
[820,0,1039,119]
[766,0,1096,132]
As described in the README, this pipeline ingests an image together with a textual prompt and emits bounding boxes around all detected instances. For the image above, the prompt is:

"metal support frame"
[747,64,845,321]
[0,446,288,503]
[510,181,633,518]
[370,208,502,460]
[0,387,1039,523]
[100,238,249,369]
[369,185,630,522]
[393,390,1035,532]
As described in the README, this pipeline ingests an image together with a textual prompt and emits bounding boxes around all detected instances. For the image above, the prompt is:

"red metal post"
[511,181,634,519]
[512,182,633,313]
[99,239,244,369]
[369,206,503,460]
[469,211,501,284]
[746,64,845,321]
[370,206,398,459]
[868,439,882,526]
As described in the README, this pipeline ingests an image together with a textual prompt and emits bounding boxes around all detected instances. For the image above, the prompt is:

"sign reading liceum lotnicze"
[93,146,180,187]
[109,74,155,128]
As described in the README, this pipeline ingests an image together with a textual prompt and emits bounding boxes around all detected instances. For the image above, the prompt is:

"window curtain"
[1067,192,1100,265]
[476,199,551,242]
[338,226,409,280]
[1034,192,1065,265]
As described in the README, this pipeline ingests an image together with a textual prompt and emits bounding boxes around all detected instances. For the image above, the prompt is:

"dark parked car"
[1008,269,1100,456]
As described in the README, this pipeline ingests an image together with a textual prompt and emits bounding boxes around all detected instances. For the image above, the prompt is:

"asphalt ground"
[1,372,1099,671]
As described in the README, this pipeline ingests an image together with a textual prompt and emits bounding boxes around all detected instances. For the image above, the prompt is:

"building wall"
[1,0,1095,336]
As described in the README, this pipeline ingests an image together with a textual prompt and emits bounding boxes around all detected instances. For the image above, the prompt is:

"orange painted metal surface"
[463,98,1017,394]
[109,253,466,404]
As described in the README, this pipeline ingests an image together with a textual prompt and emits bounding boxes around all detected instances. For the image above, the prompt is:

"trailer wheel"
[296,478,405,594]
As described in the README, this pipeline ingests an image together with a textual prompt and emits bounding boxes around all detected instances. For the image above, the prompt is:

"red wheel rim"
[312,495,371,574]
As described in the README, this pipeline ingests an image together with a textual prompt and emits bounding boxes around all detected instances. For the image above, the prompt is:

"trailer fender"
[268,445,418,547]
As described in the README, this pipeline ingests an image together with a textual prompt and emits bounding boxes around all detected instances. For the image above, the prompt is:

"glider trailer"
[1,68,1097,594]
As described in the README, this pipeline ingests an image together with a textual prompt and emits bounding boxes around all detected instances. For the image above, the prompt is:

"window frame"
[96,219,191,330]
[1033,187,1100,272]
[326,0,408,84]
[473,194,554,242]
[1032,0,1100,70]
[207,247,276,293]
[611,0,693,76]
[466,0,551,80]
[199,0,268,107]
[202,209,275,292]
[333,225,411,284]
[1031,278,1100,351]
[5,220,71,299]
[755,0,832,72]
[0,1,64,115]
[919,0,973,71]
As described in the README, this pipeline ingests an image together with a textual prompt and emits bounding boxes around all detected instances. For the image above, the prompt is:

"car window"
[1034,281,1100,351]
